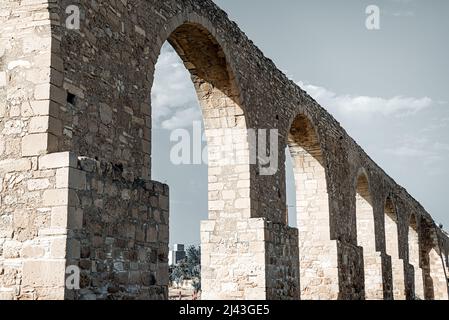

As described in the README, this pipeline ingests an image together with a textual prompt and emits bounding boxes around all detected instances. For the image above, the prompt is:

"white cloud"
[151,42,201,129]
[392,11,415,17]
[420,116,449,133]
[153,44,434,128]
[385,145,422,157]
[384,136,449,175]
[161,107,202,130]
[297,81,433,117]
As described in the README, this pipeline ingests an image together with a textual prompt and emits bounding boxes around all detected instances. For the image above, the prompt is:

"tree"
[168,245,201,293]
[185,245,201,279]
[170,265,184,288]
[185,246,201,292]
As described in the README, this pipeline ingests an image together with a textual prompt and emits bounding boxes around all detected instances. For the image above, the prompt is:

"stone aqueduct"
[0,0,448,300]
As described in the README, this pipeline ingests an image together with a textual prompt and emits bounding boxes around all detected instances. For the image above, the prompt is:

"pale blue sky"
[152,0,449,246]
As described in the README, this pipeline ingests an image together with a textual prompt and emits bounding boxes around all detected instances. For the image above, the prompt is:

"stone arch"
[424,226,449,300]
[150,18,257,299]
[408,213,424,299]
[162,22,250,215]
[287,112,339,300]
[151,12,243,98]
[384,196,406,299]
[355,170,383,299]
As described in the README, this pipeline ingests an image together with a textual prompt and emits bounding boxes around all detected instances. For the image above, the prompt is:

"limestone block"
[2,240,22,258]
[22,100,59,117]
[22,260,66,287]
[0,158,31,173]
[2,120,25,135]
[26,67,50,84]
[27,178,50,191]
[56,167,86,190]
[42,189,69,206]
[201,220,216,232]
[39,152,77,169]
[22,245,45,258]
[50,237,67,258]
[29,116,50,133]
[222,190,235,200]
[0,103,5,118]
[0,291,15,300]
[34,83,50,100]
[51,206,68,228]
[21,134,48,156]
[0,72,6,87]
[7,60,31,70]
[235,198,250,209]
[209,200,224,211]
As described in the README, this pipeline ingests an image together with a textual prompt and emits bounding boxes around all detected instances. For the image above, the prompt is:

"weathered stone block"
[39,152,77,169]
[56,167,86,190]
[27,178,51,191]
[22,134,48,156]
[0,158,31,173]
[0,72,6,87]
[18,244,43,261]
[22,260,66,288]
[42,189,69,206]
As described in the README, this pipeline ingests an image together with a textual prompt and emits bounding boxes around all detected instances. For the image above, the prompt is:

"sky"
[151,0,449,246]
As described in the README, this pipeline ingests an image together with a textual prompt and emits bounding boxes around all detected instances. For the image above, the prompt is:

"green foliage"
[169,264,184,287]
[169,245,201,292]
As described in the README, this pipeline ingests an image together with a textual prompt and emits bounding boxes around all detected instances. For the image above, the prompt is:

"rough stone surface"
[0,0,448,300]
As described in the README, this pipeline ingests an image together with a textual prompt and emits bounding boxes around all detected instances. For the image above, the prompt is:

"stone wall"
[1,0,448,300]
[0,0,65,300]
[66,154,169,300]
[201,218,267,300]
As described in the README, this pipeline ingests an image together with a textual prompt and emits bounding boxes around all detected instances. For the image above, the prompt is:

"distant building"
[169,244,186,266]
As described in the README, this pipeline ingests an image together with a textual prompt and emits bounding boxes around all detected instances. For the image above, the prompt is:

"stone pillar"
[408,216,424,299]
[288,113,339,300]
[355,174,383,300]
[421,223,449,300]
[427,247,449,300]
[201,218,267,300]
[0,0,66,300]
[384,199,406,300]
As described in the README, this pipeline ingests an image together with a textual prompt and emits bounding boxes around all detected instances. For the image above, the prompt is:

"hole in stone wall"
[67,92,76,105]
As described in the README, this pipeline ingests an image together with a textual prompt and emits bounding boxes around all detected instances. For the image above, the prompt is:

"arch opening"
[384,198,405,299]
[408,214,424,299]
[422,225,449,300]
[355,172,383,299]
[287,113,338,300]
[428,244,449,300]
[151,22,253,300]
